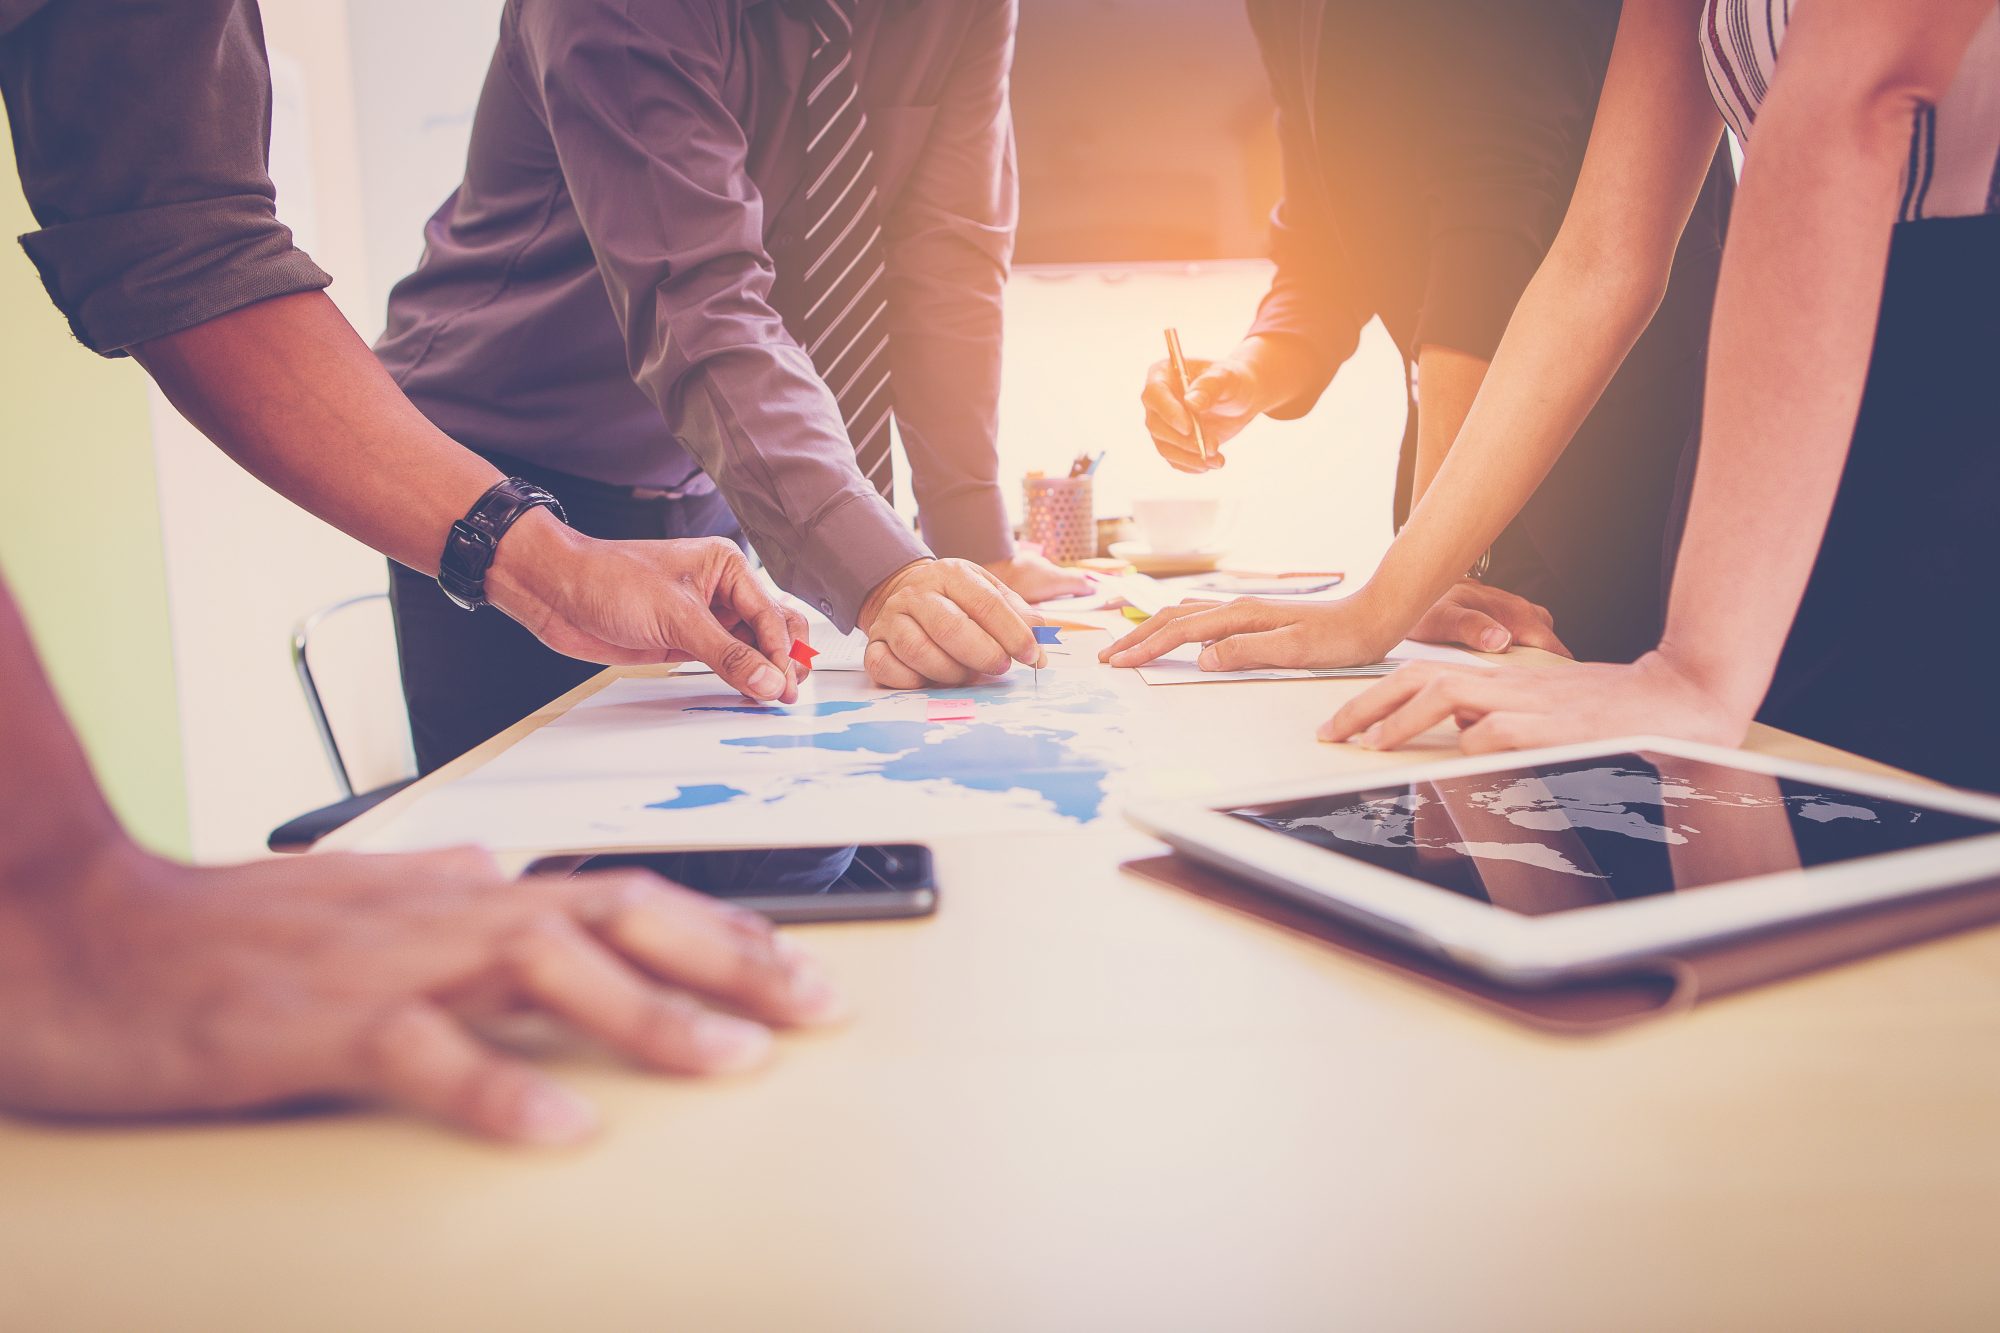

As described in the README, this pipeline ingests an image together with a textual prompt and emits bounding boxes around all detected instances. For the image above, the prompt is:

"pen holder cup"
[1023,476,1095,566]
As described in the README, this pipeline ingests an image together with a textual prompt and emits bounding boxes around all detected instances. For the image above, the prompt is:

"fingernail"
[777,942,847,1021]
[514,1083,599,1147]
[748,665,786,697]
[1481,629,1509,652]
[1196,647,1219,670]
[693,1012,775,1071]
[1356,725,1383,750]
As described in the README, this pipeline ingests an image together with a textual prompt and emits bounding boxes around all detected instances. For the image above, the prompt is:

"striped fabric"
[1700,0,2000,220]
[783,0,896,501]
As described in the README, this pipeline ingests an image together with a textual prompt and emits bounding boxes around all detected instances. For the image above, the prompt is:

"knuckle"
[499,911,577,985]
[635,993,708,1059]
[355,1003,436,1078]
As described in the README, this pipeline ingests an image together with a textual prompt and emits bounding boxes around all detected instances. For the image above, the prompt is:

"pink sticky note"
[927,700,976,722]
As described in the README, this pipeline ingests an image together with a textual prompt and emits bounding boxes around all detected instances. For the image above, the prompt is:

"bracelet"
[436,477,567,611]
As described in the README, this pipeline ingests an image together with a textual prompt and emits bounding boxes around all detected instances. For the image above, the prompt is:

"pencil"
[1163,327,1209,463]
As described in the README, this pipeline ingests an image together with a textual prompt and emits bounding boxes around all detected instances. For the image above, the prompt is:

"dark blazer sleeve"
[0,0,330,355]
[1242,0,1371,420]
[1411,0,1604,361]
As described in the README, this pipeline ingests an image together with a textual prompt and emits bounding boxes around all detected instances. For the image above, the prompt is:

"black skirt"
[1754,211,2000,793]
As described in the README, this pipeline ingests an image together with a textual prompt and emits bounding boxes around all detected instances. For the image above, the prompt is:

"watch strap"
[437,478,567,611]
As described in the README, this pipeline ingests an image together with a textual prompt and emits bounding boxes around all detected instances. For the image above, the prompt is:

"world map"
[649,678,1120,824]
[1252,760,1904,881]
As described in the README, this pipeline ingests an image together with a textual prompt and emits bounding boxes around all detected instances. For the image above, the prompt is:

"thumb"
[1183,363,1244,414]
[1447,608,1513,654]
[677,608,789,701]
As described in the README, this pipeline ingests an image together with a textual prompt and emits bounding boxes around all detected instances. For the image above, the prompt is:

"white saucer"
[1109,540,1226,577]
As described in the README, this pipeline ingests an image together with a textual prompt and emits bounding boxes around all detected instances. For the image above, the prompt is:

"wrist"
[859,557,934,629]
[1237,333,1318,412]
[1330,582,1408,660]
[485,506,591,629]
[1649,636,1769,721]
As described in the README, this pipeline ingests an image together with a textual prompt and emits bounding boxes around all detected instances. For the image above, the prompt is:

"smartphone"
[525,843,938,924]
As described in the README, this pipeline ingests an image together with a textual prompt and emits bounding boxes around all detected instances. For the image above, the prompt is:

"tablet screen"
[1224,751,1999,916]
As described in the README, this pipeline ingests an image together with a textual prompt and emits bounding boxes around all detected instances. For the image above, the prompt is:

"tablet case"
[1122,854,2000,1035]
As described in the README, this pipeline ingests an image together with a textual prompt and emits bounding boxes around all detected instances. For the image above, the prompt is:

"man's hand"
[1405,580,1571,656]
[859,558,1042,688]
[490,512,807,703]
[0,842,844,1145]
[1316,650,1750,753]
[1139,334,1319,474]
[985,549,1093,604]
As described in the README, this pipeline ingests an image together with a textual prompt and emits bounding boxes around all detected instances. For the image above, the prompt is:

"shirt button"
[819,599,834,617]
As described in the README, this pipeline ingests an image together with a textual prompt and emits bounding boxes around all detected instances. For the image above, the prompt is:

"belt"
[480,452,716,506]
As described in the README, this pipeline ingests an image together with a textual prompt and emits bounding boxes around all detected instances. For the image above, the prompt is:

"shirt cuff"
[916,482,1014,566]
[790,491,932,632]
[1246,294,1353,421]
[18,195,331,356]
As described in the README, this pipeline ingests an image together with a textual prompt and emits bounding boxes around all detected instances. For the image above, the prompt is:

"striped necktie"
[784,0,895,501]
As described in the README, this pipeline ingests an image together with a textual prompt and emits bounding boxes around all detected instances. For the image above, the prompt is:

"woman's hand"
[1317,650,1752,753]
[1100,597,1400,672]
[1138,334,1320,473]
[1099,580,1565,672]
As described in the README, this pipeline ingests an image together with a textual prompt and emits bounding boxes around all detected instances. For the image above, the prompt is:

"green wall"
[0,117,191,857]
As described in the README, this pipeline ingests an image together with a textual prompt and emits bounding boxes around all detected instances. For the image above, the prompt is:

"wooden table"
[4,636,1997,1331]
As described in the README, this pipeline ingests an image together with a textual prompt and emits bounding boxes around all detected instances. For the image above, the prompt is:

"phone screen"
[527,844,937,923]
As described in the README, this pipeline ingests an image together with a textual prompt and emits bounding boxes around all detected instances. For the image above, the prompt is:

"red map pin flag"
[789,639,819,666]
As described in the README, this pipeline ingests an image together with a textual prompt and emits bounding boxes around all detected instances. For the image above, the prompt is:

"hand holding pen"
[1138,332,1323,474]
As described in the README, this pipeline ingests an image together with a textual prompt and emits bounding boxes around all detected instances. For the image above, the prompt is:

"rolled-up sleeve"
[877,0,1016,566]
[510,0,927,629]
[1243,5,1369,421]
[0,0,329,356]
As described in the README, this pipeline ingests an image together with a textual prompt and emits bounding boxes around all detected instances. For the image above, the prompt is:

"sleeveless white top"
[1701,0,2000,220]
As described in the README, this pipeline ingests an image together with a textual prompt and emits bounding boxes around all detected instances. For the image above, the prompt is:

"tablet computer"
[1125,738,2000,985]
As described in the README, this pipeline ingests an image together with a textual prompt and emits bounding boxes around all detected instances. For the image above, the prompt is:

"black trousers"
[391,459,743,774]
[1748,213,2000,794]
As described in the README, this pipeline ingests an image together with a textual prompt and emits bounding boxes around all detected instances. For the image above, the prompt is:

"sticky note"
[789,639,819,666]
[1032,625,1062,645]
[927,700,976,722]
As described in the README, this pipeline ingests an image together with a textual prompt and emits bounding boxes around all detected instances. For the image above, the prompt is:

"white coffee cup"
[1131,497,1222,554]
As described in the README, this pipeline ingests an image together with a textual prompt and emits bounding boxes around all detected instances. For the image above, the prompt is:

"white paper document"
[1131,639,1493,686]
[357,662,1148,853]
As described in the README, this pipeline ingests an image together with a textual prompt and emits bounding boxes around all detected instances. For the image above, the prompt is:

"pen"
[1163,327,1209,463]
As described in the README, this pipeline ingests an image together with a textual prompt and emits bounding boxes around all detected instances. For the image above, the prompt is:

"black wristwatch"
[437,477,568,611]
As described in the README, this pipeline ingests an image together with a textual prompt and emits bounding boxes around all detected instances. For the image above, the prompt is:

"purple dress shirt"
[376,0,1020,628]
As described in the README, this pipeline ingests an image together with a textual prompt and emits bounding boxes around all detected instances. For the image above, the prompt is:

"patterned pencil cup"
[1023,475,1095,565]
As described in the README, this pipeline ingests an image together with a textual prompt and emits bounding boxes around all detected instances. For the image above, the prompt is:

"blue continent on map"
[670,681,1116,823]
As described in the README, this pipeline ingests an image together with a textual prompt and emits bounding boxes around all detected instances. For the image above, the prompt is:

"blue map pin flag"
[1032,625,1062,645]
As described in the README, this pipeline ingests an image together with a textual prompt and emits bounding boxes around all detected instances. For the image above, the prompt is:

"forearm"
[1408,345,1490,504]
[131,291,502,575]
[1356,243,1670,634]
[0,576,128,888]
[1659,61,1936,711]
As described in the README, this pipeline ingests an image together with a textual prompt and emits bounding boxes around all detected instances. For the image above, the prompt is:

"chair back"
[291,593,417,798]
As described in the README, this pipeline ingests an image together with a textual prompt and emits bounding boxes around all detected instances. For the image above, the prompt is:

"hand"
[1100,596,1398,672]
[1406,580,1571,657]
[1316,650,1752,753]
[1138,334,1318,474]
[858,557,1042,688]
[0,841,844,1145]
[491,512,807,704]
[984,549,1094,604]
